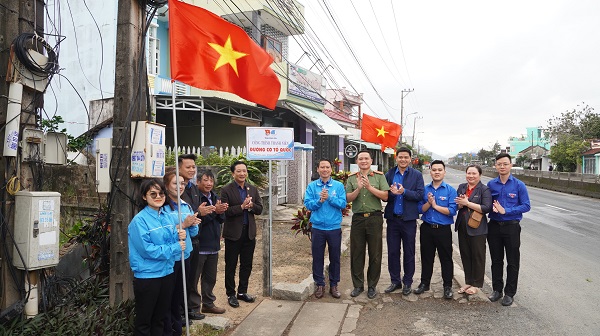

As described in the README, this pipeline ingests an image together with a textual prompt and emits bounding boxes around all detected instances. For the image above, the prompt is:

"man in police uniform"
[346,150,389,299]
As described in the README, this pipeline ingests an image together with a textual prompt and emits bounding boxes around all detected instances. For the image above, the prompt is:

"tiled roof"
[582,148,600,156]
[323,109,356,125]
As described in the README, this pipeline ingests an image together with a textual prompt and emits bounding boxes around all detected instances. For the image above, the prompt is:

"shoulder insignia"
[348,172,359,176]
[373,170,384,175]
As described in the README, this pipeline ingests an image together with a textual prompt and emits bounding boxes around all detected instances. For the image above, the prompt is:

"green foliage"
[215,153,269,192]
[0,277,135,335]
[40,115,91,151]
[546,104,600,172]
[290,207,312,240]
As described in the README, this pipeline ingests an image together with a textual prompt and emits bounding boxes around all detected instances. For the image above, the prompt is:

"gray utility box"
[13,191,61,270]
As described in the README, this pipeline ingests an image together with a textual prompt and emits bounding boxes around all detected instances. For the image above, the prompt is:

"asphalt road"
[443,167,600,335]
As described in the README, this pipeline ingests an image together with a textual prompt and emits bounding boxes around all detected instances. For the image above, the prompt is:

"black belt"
[492,220,519,226]
[353,211,382,218]
[393,214,404,219]
[422,221,448,229]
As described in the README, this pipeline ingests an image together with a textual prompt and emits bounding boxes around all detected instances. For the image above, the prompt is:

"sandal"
[458,285,472,294]
[465,287,478,295]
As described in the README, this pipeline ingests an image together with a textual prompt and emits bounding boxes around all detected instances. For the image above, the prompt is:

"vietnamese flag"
[168,0,281,109]
[361,114,401,151]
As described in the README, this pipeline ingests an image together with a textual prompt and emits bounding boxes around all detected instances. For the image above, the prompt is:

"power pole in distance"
[400,88,413,144]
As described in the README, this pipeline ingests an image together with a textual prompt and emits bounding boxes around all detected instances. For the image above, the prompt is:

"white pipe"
[3,82,23,157]
[24,271,38,318]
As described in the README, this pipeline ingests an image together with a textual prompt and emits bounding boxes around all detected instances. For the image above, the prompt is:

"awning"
[286,103,351,136]
[348,139,395,154]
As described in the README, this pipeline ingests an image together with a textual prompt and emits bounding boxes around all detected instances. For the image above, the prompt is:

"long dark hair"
[139,179,165,211]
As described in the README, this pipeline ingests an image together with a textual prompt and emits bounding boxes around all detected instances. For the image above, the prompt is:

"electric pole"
[0,0,45,310]
[109,0,148,305]
[400,88,413,144]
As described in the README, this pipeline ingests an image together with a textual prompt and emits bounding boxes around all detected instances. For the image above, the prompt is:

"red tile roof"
[582,148,600,155]
[323,108,356,125]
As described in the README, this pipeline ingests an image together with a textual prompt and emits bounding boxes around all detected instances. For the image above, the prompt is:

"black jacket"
[197,190,224,252]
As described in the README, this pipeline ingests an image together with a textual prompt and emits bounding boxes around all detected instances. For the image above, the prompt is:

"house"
[508,127,550,159]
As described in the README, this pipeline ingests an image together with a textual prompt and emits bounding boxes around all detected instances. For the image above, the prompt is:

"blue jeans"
[311,228,342,287]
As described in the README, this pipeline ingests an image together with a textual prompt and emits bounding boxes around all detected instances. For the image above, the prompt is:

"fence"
[166,145,247,158]
[482,167,600,184]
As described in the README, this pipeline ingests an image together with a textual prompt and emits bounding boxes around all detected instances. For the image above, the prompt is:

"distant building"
[508,127,550,158]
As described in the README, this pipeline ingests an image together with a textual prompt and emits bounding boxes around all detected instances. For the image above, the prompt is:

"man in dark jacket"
[195,169,228,314]
[383,147,424,295]
[221,161,263,308]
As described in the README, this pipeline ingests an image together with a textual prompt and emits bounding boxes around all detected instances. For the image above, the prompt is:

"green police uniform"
[345,170,390,289]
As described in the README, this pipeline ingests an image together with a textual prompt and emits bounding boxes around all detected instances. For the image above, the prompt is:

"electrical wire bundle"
[144,0,167,9]
[12,32,60,80]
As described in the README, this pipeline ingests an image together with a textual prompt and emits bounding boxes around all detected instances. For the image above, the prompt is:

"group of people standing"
[128,155,263,336]
[306,148,530,309]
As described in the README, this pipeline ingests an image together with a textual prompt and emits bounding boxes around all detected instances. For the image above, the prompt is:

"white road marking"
[545,204,573,213]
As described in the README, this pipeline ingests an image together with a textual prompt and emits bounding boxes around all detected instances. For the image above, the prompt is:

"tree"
[546,104,600,172]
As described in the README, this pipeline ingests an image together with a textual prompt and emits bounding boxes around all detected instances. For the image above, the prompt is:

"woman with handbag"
[454,165,492,295]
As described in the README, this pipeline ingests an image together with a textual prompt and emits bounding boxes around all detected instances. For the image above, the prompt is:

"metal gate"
[276,161,288,204]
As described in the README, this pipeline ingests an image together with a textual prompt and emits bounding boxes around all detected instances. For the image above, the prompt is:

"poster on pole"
[246,127,294,160]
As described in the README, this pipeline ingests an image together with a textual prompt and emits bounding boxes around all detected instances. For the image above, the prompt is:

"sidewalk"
[224,210,489,336]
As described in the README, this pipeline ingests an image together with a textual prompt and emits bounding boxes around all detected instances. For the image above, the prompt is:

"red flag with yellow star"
[360,114,401,151]
[169,0,281,109]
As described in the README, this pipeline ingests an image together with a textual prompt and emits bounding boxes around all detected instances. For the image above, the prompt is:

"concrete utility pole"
[109,0,148,305]
[0,0,45,310]
[400,89,413,144]
[411,116,422,149]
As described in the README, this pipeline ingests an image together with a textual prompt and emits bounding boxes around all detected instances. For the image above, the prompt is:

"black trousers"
[457,221,487,287]
[197,253,219,307]
[186,239,202,312]
[224,225,256,297]
[419,223,453,287]
[487,220,521,296]
[164,258,188,336]
[133,272,175,336]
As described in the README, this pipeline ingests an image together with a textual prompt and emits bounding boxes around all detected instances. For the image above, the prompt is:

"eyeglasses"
[496,163,511,167]
[148,191,165,199]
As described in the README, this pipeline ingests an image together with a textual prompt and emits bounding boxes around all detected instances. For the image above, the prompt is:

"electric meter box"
[130,121,166,178]
[95,137,112,193]
[13,191,61,270]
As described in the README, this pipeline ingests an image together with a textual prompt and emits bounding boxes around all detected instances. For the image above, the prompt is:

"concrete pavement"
[216,204,492,336]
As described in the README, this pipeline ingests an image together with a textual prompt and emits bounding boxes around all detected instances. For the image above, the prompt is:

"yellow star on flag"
[376,126,389,137]
[208,35,248,76]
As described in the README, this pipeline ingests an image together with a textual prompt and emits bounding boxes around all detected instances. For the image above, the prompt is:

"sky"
[288,0,600,158]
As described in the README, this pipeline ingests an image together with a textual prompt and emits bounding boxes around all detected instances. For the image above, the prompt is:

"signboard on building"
[288,63,326,104]
[246,127,294,160]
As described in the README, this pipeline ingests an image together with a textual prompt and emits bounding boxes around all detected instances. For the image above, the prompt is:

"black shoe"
[443,286,453,299]
[367,287,377,299]
[413,283,430,295]
[501,295,514,306]
[402,285,412,296]
[187,312,206,320]
[488,291,502,302]
[384,283,401,293]
[236,293,255,303]
[228,295,239,308]
[350,287,364,297]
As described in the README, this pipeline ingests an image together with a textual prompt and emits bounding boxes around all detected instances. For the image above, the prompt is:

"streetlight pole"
[400,88,414,143]
[411,116,422,149]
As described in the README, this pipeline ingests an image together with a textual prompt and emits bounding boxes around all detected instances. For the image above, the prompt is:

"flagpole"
[172,80,190,335]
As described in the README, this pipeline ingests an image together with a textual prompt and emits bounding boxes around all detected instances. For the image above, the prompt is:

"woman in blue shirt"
[128,179,186,336]
[162,171,201,335]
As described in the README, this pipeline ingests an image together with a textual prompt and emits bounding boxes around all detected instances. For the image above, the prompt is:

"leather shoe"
[187,312,206,320]
[236,293,255,303]
[201,305,226,314]
[227,295,239,308]
[384,283,401,293]
[413,283,430,295]
[367,287,377,299]
[488,291,502,302]
[350,287,364,297]
[314,285,325,299]
[443,286,453,299]
[501,295,514,306]
[330,285,341,299]
[402,285,412,296]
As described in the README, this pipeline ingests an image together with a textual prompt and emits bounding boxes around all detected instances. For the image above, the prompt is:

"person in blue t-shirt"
[414,160,457,300]
[304,158,348,299]
[487,153,531,307]
[128,179,186,336]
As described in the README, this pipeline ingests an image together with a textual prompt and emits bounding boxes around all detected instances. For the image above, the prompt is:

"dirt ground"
[205,208,313,328]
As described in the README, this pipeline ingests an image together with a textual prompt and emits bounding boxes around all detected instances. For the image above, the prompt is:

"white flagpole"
[172,80,190,335]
